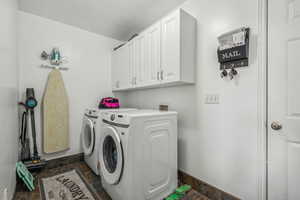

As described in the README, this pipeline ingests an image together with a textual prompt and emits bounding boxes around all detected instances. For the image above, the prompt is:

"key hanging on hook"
[220,69,228,78]
[229,67,238,80]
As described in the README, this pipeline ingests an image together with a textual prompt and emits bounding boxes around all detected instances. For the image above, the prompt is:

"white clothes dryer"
[99,110,178,200]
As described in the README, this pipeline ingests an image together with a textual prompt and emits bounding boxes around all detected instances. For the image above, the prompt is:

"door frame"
[257,0,268,199]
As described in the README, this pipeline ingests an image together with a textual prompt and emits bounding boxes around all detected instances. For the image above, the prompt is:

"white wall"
[18,11,118,160]
[0,0,19,199]
[116,0,261,199]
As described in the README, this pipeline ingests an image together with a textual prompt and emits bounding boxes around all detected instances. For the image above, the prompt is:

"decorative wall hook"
[41,51,49,60]
[40,48,69,70]
[217,27,250,70]
[217,27,250,80]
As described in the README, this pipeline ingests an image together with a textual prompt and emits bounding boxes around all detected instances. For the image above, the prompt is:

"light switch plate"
[205,94,220,104]
[2,188,7,200]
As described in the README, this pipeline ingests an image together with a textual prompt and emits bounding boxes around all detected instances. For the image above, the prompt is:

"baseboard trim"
[45,153,84,169]
[178,170,241,200]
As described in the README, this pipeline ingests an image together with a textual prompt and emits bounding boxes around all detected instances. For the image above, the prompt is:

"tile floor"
[14,161,210,200]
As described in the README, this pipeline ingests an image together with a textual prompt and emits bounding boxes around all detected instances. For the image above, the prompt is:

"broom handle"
[30,109,39,160]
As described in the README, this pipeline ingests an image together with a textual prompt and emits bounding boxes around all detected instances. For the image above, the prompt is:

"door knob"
[271,122,282,131]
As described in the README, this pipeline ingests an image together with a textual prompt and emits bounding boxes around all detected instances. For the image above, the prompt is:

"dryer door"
[81,117,95,156]
[99,126,124,185]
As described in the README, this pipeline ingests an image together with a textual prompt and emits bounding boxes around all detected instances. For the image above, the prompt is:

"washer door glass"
[99,126,123,185]
[103,135,118,173]
[81,118,95,156]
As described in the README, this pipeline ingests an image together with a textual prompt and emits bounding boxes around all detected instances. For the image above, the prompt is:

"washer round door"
[99,126,124,185]
[81,117,95,156]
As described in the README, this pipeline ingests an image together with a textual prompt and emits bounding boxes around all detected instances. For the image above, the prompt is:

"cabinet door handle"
[160,70,164,80]
[132,77,137,85]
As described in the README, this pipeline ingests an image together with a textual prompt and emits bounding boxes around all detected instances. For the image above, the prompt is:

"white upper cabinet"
[161,10,181,83]
[112,9,196,91]
[111,48,119,90]
[161,9,197,84]
[135,33,148,87]
[111,44,131,90]
[127,33,148,88]
[128,40,136,87]
[145,22,162,86]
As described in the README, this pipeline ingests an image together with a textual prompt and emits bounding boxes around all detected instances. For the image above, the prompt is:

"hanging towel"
[43,69,69,154]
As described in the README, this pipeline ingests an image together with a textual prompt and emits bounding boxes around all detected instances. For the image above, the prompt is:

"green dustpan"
[166,193,184,200]
[165,185,192,200]
[176,185,191,194]
[16,162,35,191]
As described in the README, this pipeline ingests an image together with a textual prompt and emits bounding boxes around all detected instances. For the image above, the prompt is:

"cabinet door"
[128,41,136,87]
[118,45,131,89]
[145,22,162,86]
[111,49,120,90]
[161,10,180,83]
[134,33,148,87]
[111,45,131,90]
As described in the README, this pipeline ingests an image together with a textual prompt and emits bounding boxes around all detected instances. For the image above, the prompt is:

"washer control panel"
[102,112,130,125]
[84,109,99,118]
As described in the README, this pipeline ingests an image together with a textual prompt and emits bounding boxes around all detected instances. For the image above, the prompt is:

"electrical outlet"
[205,94,220,104]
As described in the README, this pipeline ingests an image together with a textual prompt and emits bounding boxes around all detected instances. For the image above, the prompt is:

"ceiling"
[19,0,187,41]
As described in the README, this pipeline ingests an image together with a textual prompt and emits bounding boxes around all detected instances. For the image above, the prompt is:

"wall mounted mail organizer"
[217,27,250,79]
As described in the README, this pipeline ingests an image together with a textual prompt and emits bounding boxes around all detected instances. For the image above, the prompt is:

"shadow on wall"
[115,84,202,165]
[0,87,19,199]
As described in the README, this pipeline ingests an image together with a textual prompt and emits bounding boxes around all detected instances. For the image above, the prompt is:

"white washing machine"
[99,110,178,200]
[81,108,136,175]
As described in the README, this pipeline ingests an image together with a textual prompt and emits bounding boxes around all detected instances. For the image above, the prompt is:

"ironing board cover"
[43,69,69,153]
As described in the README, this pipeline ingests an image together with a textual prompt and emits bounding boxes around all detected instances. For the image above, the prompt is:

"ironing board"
[43,69,69,153]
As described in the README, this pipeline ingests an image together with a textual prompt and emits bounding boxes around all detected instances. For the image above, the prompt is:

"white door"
[111,45,130,90]
[268,0,300,199]
[111,49,121,90]
[161,10,180,83]
[134,33,148,87]
[145,22,162,86]
[118,45,131,89]
[128,41,136,87]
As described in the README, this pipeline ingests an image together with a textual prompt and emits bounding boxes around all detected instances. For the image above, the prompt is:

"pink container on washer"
[98,97,120,109]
